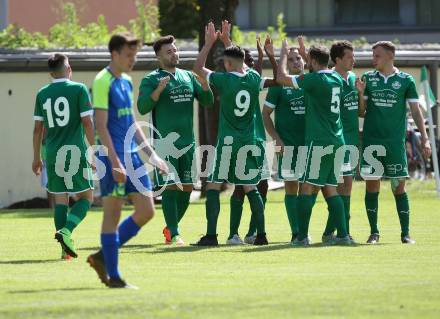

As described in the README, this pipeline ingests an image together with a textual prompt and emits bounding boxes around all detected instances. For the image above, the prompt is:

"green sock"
[206,189,220,236]
[323,207,335,236]
[311,193,318,206]
[229,196,244,239]
[326,195,348,238]
[177,191,191,223]
[246,195,265,237]
[297,195,313,241]
[246,190,265,235]
[161,189,179,237]
[365,192,379,234]
[341,195,351,235]
[394,192,410,237]
[284,194,298,235]
[63,198,90,233]
[54,204,68,231]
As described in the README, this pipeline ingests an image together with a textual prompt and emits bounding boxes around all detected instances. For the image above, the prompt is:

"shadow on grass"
[78,244,156,252]
[0,259,60,265]
[8,287,103,294]
[240,241,380,252]
[0,208,102,219]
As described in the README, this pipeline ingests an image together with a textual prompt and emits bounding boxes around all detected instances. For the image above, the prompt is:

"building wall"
[236,0,440,30]
[0,65,432,207]
[6,0,157,34]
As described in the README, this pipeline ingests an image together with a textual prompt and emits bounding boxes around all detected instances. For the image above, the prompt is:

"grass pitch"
[1,180,439,319]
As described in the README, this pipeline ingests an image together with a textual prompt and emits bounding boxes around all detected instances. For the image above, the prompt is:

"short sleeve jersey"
[362,68,419,143]
[265,85,306,146]
[291,70,344,146]
[137,68,213,146]
[340,71,359,146]
[92,67,137,153]
[33,79,93,165]
[208,69,265,140]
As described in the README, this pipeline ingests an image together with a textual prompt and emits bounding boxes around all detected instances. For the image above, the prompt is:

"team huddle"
[32,20,431,288]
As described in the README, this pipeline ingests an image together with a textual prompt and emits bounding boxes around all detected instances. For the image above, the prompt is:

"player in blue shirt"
[87,33,168,289]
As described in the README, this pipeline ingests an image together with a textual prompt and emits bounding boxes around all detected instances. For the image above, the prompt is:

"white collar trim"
[52,78,69,83]
[229,71,247,77]
[317,69,333,74]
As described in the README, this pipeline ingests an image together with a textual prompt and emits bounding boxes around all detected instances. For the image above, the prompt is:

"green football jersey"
[265,85,305,146]
[340,71,359,146]
[208,69,265,140]
[362,68,419,142]
[291,70,344,146]
[137,68,214,146]
[33,79,93,165]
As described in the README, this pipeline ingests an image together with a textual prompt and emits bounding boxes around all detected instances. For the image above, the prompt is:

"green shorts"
[208,136,263,185]
[361,139,408,179]
[277,145,308,181]
[154,143,196,187]
[258,139,271,180]
[341,144,360,177]
[46,158,93,194]
[300,141,344,187]
[341,132,360,177]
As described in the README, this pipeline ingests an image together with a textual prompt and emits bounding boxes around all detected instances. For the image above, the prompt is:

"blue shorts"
[97,151,152,197]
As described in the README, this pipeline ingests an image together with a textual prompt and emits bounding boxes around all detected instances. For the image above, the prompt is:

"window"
[335,0,400,25]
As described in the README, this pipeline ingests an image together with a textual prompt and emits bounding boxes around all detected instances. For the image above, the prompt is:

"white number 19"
[42,97,70,128]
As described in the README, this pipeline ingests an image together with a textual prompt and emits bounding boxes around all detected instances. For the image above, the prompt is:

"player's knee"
[391,179,406,194]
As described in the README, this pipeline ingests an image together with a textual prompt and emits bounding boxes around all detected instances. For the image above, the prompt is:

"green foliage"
[0,24,49,49]
[129,0,160,43]
[159,0,200,38]
[231,25,244,45]
[0,1,160,49]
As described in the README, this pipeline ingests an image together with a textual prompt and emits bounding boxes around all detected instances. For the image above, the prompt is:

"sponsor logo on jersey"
[392,81,402,90]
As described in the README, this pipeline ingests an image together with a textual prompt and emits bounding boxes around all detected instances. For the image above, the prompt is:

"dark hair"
[372,41,395,54]
[330,41,353,64]
[48,53,68,73]
[309,45,330,66]
[108,32,140,53]
[152,35,175,54]
[224,45,245,60]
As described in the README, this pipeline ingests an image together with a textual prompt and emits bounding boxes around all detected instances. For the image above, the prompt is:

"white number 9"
[234,90,250,117]
[54,97,70,127]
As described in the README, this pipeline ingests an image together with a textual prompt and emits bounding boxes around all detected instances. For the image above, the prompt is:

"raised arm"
[297,35,309,65]
[254,36,264,76]
[264,35,277,80]
[409,102,432,159]
[193,22,218,79]
[218,20,232,48]
[192,72,214,107]
[277,39,294,87]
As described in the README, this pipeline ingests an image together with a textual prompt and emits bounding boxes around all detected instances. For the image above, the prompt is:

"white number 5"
[331,87,340,114]
[234,90,250,117]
